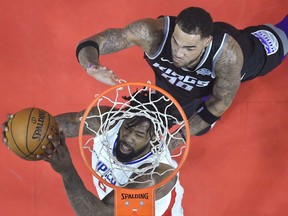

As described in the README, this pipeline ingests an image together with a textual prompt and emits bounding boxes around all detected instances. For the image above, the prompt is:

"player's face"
[116,119,153,162]
[171,24,211,68]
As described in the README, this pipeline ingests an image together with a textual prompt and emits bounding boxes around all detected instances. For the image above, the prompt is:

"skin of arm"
[169,35,244,151]
[40,132,114,216]
[54,106,112,138]
[188,35,243,136]
[77,18,165,85]
[41,131,176,215]
[62,158,114,216]
[78,18,165,66]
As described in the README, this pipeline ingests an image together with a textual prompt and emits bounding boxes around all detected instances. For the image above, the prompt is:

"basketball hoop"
[79,81,190,216]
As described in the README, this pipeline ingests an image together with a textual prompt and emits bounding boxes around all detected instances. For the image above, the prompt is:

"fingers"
[108,71,119,85]
[105,69,119,85]
[37,130,66,162]
[42,144,54,154]
[37,138,57,162]
[87,66,119,86]
[2,114,13,131]
[1,114,14,147]
[2,131,8,146]
[48,133,60,149]
[2,124,8,145]
[37,154,50,162]
[7,114,14,120]
[58,130,66,146]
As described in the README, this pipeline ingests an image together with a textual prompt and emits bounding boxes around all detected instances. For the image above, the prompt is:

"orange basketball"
[5,107,59,161]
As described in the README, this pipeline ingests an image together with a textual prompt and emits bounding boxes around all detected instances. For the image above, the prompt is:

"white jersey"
[91,120,184,216]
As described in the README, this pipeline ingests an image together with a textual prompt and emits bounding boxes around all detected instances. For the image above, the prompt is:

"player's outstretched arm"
[38,131,114,216]
[187,35,243,136]
[54,106,113,138]
[76,18,164,85]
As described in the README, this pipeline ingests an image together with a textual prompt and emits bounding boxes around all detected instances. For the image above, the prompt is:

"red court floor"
[0,0,287,215]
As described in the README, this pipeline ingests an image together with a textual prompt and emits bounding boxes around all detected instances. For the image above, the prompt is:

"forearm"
[167,115,206,152]
[62,166,113,216]
[77,46,100,69]
[55,112,82,138]
[77,28,134,69]
[55,106,110,138]
[188,94,233,136]
[187,114,211,136]
[168,113,209,151]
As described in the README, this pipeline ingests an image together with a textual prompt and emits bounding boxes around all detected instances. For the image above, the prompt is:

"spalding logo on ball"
[5,107,59,161]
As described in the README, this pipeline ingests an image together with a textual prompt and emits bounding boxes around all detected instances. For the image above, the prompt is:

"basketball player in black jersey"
[76,7,288,137]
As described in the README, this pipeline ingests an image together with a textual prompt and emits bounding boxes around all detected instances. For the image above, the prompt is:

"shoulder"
[125,17,165,44]
[211,34,242,105]
[214,34,244,77]
[127,17,165,31]
[125,17,166,55]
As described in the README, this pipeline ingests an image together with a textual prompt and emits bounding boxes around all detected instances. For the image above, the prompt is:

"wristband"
[86,63,96,70]
[76,40,100,62]
[197,104,220,125]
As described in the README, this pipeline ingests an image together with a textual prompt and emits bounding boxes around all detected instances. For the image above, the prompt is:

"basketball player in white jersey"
[2,98,185,215]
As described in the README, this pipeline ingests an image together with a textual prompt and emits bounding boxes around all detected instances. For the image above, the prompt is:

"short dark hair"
[123,90,178,129]
[176,7,213,38]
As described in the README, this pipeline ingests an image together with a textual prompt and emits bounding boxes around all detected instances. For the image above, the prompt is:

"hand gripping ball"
[5,107,59,161]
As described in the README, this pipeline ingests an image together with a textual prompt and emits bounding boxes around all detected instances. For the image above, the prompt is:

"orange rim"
[78,82,190,215]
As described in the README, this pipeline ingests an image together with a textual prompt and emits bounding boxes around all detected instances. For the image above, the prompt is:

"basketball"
[5,107,59,161]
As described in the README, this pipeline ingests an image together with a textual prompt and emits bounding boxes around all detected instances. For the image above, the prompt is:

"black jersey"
[144,16,284,116]
[144,16,225,107]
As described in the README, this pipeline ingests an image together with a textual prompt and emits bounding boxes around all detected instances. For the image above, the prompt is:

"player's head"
[115,90,175,163]
[172,7,213,68]
[176,7,213,38]
[115,116,155,163]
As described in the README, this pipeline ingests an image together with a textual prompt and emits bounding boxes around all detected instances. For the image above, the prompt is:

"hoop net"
[79,81,190,216]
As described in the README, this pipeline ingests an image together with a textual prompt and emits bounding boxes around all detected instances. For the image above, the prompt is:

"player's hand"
[168,129,187,152]
[1,114,14,147]
[37,130,74,176]
[86,65,119,86]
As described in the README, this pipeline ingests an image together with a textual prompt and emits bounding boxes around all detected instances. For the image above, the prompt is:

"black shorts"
[241,24,285,82]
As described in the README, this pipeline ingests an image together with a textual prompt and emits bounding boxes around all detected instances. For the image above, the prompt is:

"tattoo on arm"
[55,106,106,138]
[186,36,243,136]
[206,35,243,116]
[78,18,163,68]
[63,167,113,216]
[96,28,134,54]
[188,114,210,136]
[77,28,132,69]
[124,19,164,55]
[55,112,82,138]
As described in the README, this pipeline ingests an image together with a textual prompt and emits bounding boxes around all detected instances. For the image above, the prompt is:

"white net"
[80,82,188,188]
